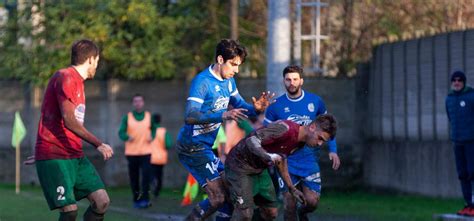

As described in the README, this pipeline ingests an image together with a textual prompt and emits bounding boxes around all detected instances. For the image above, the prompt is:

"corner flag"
[181,173,199,206]
[11,111,26,148]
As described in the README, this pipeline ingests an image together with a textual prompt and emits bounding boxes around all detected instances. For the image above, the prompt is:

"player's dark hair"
[152,113,162,124]
[132,93,144,101]
[215,39,247,63]
[311,114,337,139]
[71,39,99,65]
[282,65,304,78]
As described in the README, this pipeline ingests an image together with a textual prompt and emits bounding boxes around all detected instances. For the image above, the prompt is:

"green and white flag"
[11,111,26,148]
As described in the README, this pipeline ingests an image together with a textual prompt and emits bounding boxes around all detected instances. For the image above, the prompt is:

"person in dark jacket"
[446,70,474,216]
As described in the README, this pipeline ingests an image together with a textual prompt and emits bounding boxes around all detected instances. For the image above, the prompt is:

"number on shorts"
[57,186,66,201]
[278,177,285,188]
[205,160,219,175]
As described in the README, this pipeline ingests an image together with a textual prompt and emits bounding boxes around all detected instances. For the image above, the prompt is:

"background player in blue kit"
[176,39,273,220]
[264,65,341,221]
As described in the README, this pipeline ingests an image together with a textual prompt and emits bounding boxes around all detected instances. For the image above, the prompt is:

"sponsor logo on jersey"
[215,85,221,92]
[308,103,315,112]
[287,114,312,125]
[213,96,229,111]
[460,100,466,107]
[284,107,290,113]
[74,104,85,124]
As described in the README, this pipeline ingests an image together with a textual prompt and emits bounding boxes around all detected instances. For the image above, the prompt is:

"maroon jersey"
[35,67,86,160]
[226,120,304,174]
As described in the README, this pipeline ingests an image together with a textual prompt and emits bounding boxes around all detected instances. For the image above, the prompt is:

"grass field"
[0,184,463,221]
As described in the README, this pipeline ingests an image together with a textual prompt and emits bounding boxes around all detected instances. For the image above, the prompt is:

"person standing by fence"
[446,70,474,217]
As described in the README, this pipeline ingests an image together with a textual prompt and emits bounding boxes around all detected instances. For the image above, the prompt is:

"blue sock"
[194,198,211,218]
[215,202,233,221]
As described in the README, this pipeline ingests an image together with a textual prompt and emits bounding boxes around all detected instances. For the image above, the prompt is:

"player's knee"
[235,208,253,221]
[209,193,225,208]
[206,180,226,208]
[94,197,110,214]
[261,207,278,220]
[305,193,320,211]
[92,191,110,214]
[283,193,296,212]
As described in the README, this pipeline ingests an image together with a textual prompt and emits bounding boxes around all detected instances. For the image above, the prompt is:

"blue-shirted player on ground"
[176,39,273,221]
[264,65,341,221]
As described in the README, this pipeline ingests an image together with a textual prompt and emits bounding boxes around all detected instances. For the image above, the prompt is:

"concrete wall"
[0,77,363,189]
[365,30,474,197]
[364,141,458,197]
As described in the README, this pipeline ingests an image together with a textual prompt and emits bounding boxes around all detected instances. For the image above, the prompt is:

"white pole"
[266,0,291,96]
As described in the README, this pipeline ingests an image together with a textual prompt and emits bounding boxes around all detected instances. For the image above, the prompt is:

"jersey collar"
[70,66,85,81]
[286,90,305,102]
[209,65,224,81]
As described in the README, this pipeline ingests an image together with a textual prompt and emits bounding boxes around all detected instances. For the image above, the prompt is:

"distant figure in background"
[446,71,474,217]
[150,113,173,198]
[118,94,155,209]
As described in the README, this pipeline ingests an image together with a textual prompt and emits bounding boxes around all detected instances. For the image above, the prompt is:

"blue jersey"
[264,90,337,176]
[177,66,256,152]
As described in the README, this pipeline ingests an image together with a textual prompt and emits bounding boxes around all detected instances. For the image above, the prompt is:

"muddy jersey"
[226,120,304,174]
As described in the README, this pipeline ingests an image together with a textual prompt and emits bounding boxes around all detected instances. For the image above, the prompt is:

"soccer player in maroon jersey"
[224,114,337,221]
[26,39,114,221]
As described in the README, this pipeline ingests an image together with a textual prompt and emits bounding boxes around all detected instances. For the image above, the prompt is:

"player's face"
[132,96,145,112]
[306,125,330,147]
[87,55,99,79]
[219,56,242,79]
[451,77,465,92]
[284,72,303,95]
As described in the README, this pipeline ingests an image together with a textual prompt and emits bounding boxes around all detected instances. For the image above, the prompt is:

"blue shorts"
[177,147,224,187]
[278,172,321,194]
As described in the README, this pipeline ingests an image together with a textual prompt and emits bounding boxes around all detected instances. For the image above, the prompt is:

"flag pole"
[15,143,20,194]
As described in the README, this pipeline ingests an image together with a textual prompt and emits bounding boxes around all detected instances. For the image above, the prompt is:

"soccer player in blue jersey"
[264,65,341,221]
[176,39,273,221]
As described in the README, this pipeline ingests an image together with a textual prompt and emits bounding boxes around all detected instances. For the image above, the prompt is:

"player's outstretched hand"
[223,108,248,121]
[97,143,114,161]
[329,152,341,170]
[252,91,275,112]
[23,155,36,165]
[290,187,306,205]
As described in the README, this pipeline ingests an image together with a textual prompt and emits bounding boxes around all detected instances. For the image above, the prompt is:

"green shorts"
[225,167,278,210]
[36,157,105,210]
[252,169,278,208]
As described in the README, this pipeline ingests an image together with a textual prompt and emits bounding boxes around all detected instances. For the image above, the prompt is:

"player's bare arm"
[60,99,114,160]
[274,155,306,205]
[329,152,341,170]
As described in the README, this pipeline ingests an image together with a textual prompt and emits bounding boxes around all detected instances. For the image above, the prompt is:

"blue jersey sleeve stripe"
[264,118,273,124]
[187,97,204,103]
[231,90,239,96]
